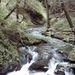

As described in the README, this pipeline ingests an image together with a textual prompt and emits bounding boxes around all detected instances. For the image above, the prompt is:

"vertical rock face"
[29,47,52,71]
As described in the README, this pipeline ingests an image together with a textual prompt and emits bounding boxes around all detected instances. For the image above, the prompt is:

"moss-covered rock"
[0,43,18,64]
[5,0,46,25]
[68,49,75,61]
[0,0,46,64]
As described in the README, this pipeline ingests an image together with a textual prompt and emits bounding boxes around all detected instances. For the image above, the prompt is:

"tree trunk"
[44,0,50,30]
[0,0,1,3]
[61,3,75,35]
[16,1,19,21]
[4,6,16,20]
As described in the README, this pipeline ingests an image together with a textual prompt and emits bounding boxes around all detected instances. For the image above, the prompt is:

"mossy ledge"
[0,0,46,64]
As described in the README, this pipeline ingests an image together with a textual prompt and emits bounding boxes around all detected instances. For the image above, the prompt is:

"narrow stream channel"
[7,27,74,75]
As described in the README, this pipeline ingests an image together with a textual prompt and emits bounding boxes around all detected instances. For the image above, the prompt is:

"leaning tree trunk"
[16,0,19,22]
[44,0,50,30]
[61,2,75,35]
[4,6,16,20]
[0,0,1,3]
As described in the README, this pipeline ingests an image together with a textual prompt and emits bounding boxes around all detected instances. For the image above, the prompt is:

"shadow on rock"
[0,61,20,75]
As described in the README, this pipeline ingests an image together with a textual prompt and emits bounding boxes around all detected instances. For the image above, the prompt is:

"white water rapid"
[7,49,39,75]
[7,27,73,75]
[7,53,58,75]
[7,53,72,75]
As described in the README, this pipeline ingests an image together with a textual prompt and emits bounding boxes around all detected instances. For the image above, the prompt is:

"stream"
[7,26,74,75]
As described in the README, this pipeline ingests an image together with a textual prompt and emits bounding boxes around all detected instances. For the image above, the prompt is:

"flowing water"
[7,27,73,75]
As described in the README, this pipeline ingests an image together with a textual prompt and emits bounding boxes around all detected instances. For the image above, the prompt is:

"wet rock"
[18,47,32,66]
[57,50,68,61]
[72,68,75,75]
[55,70,65,75]
[57,44,73,61]
[19,53,32,66]
[54,64,65,75]
[29,47,52,71]
[51,32,63,40]
[65,66,73,73]
[0,61,20,75]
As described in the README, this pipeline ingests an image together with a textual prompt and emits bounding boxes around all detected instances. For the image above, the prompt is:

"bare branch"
[4,6,16,20]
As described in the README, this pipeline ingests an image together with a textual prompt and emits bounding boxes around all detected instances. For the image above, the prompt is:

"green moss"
[68,50,75,61]
[0,0,46,64]
[0,43,18,64]
[23,0,46,19]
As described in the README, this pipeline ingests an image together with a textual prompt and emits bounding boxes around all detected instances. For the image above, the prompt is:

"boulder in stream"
[0,61,20,75]
[29,47,52,71]
[57,44,73,61]
[54,64,65,75]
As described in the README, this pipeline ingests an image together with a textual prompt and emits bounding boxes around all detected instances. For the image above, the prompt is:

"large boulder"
[29,47,52,71]
[57,44,73,61]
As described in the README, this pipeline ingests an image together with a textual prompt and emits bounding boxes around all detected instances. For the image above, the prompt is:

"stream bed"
[6,26,75,75]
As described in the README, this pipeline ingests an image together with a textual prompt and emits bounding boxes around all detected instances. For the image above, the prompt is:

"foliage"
[68,49,75,61]
[0,0,46,64]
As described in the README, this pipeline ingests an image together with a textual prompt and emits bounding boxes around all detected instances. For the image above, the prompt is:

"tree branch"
[0,0,1,3]
[4,6,16,20]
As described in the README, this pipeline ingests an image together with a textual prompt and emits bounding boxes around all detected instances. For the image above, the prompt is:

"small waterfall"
[45,63,58,75]
[7,49,38,75]
[7,27,73,75]
[7,47,73,75]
